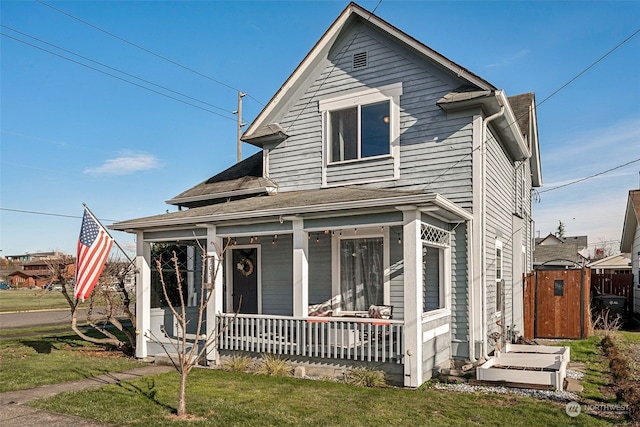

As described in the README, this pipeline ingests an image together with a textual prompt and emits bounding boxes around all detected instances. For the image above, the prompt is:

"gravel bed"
[566,369,584,380]
[433,382,579,402]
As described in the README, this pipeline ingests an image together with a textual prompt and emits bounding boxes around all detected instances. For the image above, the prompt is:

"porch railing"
[216,314,404,364]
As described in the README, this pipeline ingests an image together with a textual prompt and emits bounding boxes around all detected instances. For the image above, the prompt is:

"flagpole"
[82,203,134,265]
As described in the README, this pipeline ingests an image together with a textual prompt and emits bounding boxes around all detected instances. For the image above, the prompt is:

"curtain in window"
[340,238,383,310]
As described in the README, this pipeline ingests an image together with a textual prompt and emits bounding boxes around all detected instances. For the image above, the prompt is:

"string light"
[316,234,320,243]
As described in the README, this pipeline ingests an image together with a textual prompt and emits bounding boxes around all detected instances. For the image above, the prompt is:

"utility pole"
[234,92,247,162]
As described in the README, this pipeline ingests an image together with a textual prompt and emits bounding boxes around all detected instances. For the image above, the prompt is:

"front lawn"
[30,368,611,426]
[0,288,71,312]
[0,331,144,392]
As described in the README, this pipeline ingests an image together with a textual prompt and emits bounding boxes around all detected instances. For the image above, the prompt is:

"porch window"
[339,237,384,311]
[423,245,443,312]
[150,242,202,308]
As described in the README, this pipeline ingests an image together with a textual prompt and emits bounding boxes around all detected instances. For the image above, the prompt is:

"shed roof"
[112,186,470,232]
[166,152,276,208]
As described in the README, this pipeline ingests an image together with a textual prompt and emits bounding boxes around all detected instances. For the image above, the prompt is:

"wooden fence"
[590,273,633,308]
[524,268,590,339]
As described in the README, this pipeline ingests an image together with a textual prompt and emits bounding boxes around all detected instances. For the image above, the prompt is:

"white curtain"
[340,238,383,311]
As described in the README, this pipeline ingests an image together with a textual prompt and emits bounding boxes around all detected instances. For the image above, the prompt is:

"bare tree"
[150,238,237,418]
[49,255,137,354]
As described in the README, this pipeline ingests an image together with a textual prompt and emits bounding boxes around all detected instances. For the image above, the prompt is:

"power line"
[1,32,237,121]
[0,207,119,223]
[425,28,639,192]
[538,157,640,194]
[1,24,236,117]
[536,28,640,109]
[36,0,265,107]
[285,2,382,134]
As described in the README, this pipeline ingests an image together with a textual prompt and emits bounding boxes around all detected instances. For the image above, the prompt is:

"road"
[0,308,99,330]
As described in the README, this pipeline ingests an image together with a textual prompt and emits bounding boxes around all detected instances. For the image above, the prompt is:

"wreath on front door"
[236,257,254,277]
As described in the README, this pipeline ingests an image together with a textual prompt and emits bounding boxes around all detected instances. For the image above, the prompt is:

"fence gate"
[524,267,591,339]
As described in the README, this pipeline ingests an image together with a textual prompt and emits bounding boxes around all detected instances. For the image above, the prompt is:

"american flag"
[74,207,114,301]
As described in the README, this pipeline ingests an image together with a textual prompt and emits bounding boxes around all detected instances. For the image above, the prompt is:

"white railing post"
[135,232,151,359]
[292,219,309,318]
[206,226,224,365]
[402,207,423,387]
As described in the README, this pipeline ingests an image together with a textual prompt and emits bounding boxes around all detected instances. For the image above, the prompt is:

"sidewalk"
[0,364,174,427]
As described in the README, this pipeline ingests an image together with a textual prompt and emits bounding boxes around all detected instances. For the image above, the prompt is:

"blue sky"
[1,0,639,258]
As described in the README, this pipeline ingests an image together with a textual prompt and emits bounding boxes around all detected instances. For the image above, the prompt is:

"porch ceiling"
[110,187,471,232]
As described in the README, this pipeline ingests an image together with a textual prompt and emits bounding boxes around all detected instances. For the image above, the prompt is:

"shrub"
[221,355,254,373]
[609,355,630,383]
[344,366,387,388]
[254,354,293,377]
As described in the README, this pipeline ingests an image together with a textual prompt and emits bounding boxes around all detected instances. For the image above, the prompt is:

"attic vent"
[353,52,368,69]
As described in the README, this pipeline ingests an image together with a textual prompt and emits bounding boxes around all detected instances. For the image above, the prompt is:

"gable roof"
[621,189,640,251]
[508,93,542,187]
[243,2,496,146]
[166,151,277,208]
[533,242,588,268]
[588,252,631,269]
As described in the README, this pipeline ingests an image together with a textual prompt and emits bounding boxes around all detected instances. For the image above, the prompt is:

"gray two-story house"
[112,2,542,387]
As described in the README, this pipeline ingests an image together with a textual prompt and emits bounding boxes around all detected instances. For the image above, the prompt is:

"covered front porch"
[126,190,471,387]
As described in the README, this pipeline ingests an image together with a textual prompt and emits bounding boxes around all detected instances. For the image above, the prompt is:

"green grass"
[560,336,611,402]
[0,331,144,392]
[0,289,71,312]
[30,368,613,426]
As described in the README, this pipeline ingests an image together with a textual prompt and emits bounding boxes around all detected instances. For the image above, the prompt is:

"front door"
[232,248,258,314]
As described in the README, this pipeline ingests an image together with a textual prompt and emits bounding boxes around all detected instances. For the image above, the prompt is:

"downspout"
[480,94,505,360]
[467,218,477,362]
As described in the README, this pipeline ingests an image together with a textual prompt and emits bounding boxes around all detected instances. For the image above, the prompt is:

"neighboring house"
[7,258,74,288]
[8,270,48,288]
[588,253,632,275]
[111,2,542,387]
[4,251,63,263]
[621,189,640,314]
[534,233,589,269]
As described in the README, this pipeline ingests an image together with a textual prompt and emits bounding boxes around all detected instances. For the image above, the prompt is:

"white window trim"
[331,227,389,316]
[319,83,402,187]
[495,239,503,318]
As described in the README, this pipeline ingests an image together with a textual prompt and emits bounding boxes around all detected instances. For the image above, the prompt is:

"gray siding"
[389,225,404,320]
[267,21,474,208]
[450,225,469,358]
[484,128,516,342]
[260,235,294,316]
[421,314,451,379]
[308,235,332,304]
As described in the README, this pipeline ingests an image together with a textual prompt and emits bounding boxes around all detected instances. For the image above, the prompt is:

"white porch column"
[206,225,224,364]
[135,232,151,359]
[402,207,423,387]
[292,219,309,318]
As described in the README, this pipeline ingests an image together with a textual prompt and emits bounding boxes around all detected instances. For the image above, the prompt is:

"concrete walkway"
[0,364,174,427]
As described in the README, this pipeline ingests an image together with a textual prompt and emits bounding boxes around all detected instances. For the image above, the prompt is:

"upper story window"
[329,101,390,162]
[319,83,402,165]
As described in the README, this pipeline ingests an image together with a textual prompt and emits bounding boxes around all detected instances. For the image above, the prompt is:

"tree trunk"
[177,369,188,416]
